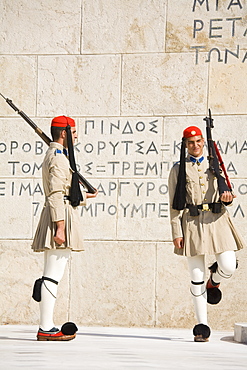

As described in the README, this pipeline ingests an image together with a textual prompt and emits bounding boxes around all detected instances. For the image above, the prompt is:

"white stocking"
[187,255,207,325]
[212,251,236,284]
[39,249,71,331]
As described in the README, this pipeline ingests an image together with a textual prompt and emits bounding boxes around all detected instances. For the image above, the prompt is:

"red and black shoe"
[37,322,78,341]
[206,262,222,305]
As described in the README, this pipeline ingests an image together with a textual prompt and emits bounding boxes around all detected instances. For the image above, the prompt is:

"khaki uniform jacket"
[32,142,86,252]
[168,154,245,257]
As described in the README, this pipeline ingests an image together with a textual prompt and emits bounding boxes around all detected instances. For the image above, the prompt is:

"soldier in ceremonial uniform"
[32,115,98,341]
[168,126,245,342]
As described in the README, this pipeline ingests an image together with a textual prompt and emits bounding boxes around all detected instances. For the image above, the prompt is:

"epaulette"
[55,149,62,154]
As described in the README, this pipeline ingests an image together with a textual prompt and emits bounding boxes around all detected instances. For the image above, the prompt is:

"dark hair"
[51,126,66,141]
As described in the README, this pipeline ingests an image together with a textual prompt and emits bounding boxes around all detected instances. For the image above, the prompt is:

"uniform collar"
[189,155,204,163]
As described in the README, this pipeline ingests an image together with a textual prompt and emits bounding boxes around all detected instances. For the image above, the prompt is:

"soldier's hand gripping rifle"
[0,93,96,194]
[203,109,232,195]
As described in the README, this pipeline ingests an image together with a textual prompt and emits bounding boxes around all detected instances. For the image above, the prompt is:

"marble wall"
[0,0,246,330]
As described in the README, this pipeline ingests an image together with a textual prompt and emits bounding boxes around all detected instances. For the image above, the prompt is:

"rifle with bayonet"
[203,109,232,195]
[0,93,96,194]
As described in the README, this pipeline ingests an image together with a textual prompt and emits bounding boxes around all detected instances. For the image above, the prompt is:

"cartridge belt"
[186,202,222,215]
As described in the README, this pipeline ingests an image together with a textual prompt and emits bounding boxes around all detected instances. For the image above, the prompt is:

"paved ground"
[0,325,246,369]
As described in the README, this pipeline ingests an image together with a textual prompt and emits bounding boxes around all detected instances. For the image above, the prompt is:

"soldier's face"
[71,127,78,144]
[186,135,204,157]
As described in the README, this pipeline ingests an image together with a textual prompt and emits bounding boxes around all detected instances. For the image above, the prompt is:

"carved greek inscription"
[190,0,246,64]
[0,117,245,237]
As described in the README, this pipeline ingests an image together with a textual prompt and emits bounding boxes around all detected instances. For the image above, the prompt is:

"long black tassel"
[66,125,83,207]
[172,137,186,211]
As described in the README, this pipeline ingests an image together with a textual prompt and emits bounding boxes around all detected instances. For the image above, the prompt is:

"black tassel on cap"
[172,137,186,210]
[66,125,83,207]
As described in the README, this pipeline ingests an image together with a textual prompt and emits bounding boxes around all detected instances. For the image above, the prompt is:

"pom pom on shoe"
[207,261,222,304]
[207,287,222,304]
[193,324,211,342]
[61,322,78,335]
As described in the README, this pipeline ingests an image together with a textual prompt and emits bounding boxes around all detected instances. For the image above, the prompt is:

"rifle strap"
[214,142,232,191]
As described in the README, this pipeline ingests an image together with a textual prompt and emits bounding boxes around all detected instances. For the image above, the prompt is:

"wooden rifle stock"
[203,109,231,195]
[0,93,96,194]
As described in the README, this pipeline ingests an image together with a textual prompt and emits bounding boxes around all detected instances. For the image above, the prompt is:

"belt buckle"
[202,203,209,211]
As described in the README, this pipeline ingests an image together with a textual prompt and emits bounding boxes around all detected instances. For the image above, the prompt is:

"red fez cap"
[51,116,75,128]
[183,126,202,139]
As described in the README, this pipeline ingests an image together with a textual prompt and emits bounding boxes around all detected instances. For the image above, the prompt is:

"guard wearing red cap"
[168,125,244,342]
[32,115,98,341]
